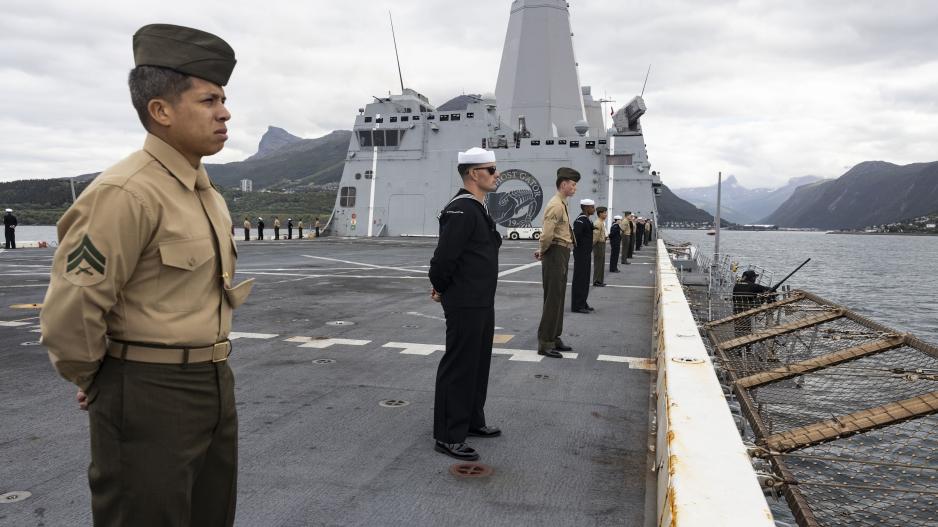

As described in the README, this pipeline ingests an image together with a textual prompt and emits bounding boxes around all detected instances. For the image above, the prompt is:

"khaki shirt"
[593,218,606,244]
[243,219,251,230]
[274,218,280,228]
[621,219,633,236]
[538,192,573,254]
[40,134,253,391]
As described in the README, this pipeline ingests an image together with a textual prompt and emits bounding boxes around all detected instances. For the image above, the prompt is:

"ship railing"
[654,239,775,526]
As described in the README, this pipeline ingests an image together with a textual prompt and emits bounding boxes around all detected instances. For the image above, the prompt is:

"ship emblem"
[486,169,544,228]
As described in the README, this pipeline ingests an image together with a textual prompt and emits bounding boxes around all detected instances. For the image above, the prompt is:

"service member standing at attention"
[297,218,304,238]
[40,24,254,526]
[620,211,632,265]
[534,167,579,358]
[635,216,645,252]
[609,215,622,273]
[571,199,595,313]
[257,216,264,240]
[592,206,608,287]
[287,217,293,239]
[273,216,280,240]
[428,147,502,461]
[243,216,251,241]
[4,208,17,249]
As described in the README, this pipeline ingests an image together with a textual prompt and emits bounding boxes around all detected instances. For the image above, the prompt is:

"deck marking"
[492,348,579,361]
[492,334,514,344]
[497,261,541,278]
[597,355,657,370]
[383,342,445,355]
[405,311,446,322]
[285,336,371,349]
[229,332,279,340]
[302,255,425,274]
[0,321,31,327]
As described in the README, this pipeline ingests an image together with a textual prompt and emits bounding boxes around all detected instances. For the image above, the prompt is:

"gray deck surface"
[0,238,656,527]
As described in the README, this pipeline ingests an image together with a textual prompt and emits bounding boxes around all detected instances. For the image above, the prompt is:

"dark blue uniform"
[609,222,622,272]
[571,213,593,311]
[428,190,501,444]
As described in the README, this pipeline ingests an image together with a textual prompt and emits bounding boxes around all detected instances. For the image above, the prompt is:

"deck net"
[682,281,938,527]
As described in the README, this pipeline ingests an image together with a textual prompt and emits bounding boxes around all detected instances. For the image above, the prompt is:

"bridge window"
[364,116,373,123]
[530,140,540,146]
[390,116,398,123]
[412,115,421,121]
[339,186,357,207]
[450,113,461,121]
[570,140,580,147]
[606,154,633,166]
[439,114,450,121]
[546,139,555,145]
[401,116,409,122]
[586,140,596,148]
[466,112,474,118]
[358,131,372,147]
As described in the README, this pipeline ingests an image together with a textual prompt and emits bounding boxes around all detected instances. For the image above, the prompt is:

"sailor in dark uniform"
[732,269,774,335]
[4,208,17,249]
[287,218,293,239]
[609,215,622,272]
[428,147,502,461]
[571,199,595,313]
[634,217,645,251]
[257,217,265,240]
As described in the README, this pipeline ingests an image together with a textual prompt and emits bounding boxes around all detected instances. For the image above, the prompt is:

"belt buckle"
[211,341,229,362]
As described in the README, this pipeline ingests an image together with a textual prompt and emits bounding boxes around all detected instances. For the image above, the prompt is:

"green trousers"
[537,245,570,350]
[592,242,605,284]
[87,356,238,527]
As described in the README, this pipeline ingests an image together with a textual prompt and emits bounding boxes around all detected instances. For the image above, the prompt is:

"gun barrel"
[769,258,811,292]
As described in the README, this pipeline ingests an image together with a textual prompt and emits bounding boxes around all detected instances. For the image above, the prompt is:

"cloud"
[1,0,936,191]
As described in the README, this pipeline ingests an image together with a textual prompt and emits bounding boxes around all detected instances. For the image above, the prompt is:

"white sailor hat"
[613,215,622,220]
[4,208,11,212]
[457,147,496,165]
[579,199,595,206]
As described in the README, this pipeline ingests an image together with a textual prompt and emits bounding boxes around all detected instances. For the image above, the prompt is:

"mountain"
[206,130,352,190]
[672,175,824,224]
[246,126,304,161]
[656,184,715,224]
[763,161,938,229]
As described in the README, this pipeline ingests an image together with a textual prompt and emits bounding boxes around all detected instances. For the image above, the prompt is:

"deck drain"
[1,491,31,503]
[327,320,354,326]
[312,359,335,365]
[449,463,493,478]
[672,357,704,364]
[20,341,40,346]
[534,374,551,379]
[402,324,419,328]
[379,399,410,408]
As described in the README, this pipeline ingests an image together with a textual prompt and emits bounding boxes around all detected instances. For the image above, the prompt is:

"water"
[662,229,938,344]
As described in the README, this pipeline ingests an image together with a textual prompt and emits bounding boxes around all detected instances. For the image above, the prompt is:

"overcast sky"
[2,0,937,189]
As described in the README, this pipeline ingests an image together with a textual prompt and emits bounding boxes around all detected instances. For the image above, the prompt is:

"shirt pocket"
[156,237,215,312]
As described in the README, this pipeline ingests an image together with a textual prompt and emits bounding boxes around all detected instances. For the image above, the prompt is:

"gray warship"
[326,0,661,237]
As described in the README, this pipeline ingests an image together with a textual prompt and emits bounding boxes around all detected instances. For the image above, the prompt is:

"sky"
[2,0,937,189]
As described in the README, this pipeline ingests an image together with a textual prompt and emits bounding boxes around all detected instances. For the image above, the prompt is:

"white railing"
[654,239,774,526]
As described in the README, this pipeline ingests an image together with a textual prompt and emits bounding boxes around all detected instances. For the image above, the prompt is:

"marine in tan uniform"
[273,216,281,239]
[40,24,252,527]
[243,216,251,241]
[592,206,608,286]
[534,167,579,358]
[620,211,633,264]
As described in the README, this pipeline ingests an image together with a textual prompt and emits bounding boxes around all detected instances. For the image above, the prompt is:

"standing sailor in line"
[429,147,503,461]
[297,218,304,239]
[273,216,280,240]
[243,216,250,241]
[40,23,253,526]
[257,217,264,240]
[620,211,632,265]
[4,208,17,249]
[592,206,607,287]
[534,168,579,358]
[287,218,293,239]
[634,217,645,252]
[608,215,622,273]
[571,199,595,312]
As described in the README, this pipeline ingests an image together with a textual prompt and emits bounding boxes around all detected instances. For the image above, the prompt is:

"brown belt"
[107,339,232,364]
[550,240,573,249]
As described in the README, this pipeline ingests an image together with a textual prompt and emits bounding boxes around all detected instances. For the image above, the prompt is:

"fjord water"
[663,229,938,344]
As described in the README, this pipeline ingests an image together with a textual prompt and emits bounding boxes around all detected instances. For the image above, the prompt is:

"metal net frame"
[697,288,938,526]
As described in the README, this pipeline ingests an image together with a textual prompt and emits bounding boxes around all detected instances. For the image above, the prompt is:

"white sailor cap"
[579,199,595,206]
[4,208,11,212]
[613,215,622,220]
[457,147,496,165]
[258,217,263,220]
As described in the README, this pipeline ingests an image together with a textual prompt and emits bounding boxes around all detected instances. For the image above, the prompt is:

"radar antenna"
[640,64,652,97]
[389,11,405,93]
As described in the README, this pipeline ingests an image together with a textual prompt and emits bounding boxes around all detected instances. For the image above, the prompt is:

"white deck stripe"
[229,332,279,340]
[302,255,425,274]
[497,261,541,278]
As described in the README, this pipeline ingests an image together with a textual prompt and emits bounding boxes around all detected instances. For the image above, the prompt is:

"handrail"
[654,239,774,526]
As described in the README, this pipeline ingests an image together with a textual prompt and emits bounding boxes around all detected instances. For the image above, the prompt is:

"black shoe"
[468,426,501,438]
[609,269,620,273]
[593,282,606,287]
[573,308,591,314]
[538,349,563,358]
[554,343,573,351]
[586,305,596,312]
[434,441,480,461]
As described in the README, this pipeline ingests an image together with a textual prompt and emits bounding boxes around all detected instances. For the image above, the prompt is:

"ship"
[325,0,662,237]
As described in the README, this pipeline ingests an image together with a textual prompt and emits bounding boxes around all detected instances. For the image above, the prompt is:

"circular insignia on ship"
[486,169,544,228]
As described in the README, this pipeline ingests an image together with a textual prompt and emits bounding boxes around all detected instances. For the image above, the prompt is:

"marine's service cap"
[133,24,236,86]
[596,206,607,213]
[457,147,496,165]
[556,167,581,184]
[579,199,595,206]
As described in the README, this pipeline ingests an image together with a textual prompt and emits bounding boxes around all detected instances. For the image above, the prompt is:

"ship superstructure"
[327,0,661,237]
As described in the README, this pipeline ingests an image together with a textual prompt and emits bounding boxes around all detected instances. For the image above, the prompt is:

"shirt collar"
[143,134,212,191]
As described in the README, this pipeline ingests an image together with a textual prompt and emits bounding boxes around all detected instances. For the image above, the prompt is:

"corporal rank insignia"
[65,235,107,286]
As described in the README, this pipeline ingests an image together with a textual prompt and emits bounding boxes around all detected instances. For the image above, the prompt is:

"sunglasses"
[475,166,497,175]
